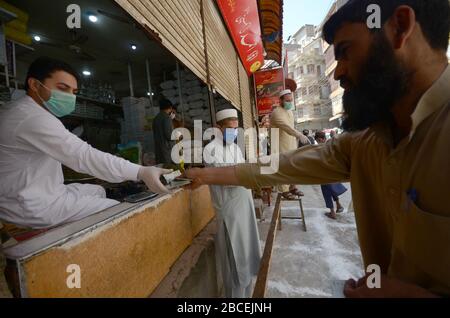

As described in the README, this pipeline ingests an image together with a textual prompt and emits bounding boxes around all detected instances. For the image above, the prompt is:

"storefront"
[0,0,262,298]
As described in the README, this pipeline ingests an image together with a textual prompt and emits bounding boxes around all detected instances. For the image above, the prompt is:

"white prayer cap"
[279,89,292,98]
[216,109,238,122]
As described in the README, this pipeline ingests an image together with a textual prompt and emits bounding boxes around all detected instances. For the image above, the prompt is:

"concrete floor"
[0,184,363,298]
[257,184,365,298]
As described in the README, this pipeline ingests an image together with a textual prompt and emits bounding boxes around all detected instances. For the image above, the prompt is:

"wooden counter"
[2,186,215,298]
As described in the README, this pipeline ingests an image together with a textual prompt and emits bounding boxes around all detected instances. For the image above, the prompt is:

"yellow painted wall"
[22,186,215,298]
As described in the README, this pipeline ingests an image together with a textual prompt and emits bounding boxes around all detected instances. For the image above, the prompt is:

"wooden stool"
[253,198,265,221]
[276,193,307,232]
[261,187,273,207]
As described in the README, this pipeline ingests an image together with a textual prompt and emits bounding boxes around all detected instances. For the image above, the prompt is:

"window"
[320,85,330,99]
[299,66,304,75]
[297,108,304,118]
[314,107,321,116]
[317,65,322,76]
[307,64,315,74]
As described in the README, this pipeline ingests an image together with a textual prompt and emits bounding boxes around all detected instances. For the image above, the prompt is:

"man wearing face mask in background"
[153,98,176,167]
[203,109,261,298]
[270,90,310,199]
[186,0,450,297]
[0,57,171,229]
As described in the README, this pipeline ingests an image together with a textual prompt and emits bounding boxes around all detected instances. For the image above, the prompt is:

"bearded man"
[185,0,450,297]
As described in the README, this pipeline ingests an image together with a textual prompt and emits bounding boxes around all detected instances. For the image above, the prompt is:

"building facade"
[319,0,349,129]
[286,25,333,131]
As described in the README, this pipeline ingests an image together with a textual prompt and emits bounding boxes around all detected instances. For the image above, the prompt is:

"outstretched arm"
[186,133,353,189]
[186,166,239,188]
[271,110,310,144]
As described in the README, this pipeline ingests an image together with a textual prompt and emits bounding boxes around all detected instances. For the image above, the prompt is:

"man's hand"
[297,133,310,145]
[138,166,172,194]
[184,168,205,189]
[344,274,438,298]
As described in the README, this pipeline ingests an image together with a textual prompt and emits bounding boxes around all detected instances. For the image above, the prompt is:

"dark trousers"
[320,184,347,209]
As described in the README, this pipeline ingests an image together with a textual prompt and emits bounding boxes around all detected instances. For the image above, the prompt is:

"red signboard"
[216,0,265,75]
[254,67,285,116]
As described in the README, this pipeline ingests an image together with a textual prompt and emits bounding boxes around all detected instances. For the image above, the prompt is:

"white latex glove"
[138,166,173,194]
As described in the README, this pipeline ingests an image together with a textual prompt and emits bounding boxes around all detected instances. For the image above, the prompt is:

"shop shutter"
[114,0,207,83]
[238,60,256,158]
[239,61,254,130]
[203,0,241,110]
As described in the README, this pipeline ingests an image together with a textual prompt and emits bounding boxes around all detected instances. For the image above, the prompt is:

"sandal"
[336,207,345,213]
[325,212,337,220]
[281,192,296,200]
[289,188,304,197]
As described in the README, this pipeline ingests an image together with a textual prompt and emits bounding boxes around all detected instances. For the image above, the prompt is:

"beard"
[341,32,414,132]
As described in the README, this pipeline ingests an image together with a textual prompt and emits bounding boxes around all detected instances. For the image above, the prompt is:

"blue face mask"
[223,128,238,145]
[37,82,77,117]
[283,101,294,110]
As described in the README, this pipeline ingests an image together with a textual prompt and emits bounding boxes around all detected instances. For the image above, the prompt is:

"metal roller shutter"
[239,61,254,130]
[203,0,241,109]
[238,60,256,158]
[114,0,207,83]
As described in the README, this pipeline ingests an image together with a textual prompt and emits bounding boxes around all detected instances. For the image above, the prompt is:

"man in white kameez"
[203,109,261,298]
[0,57,171,229]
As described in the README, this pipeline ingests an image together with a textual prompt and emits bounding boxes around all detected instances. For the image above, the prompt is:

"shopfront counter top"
[2,186,215,298]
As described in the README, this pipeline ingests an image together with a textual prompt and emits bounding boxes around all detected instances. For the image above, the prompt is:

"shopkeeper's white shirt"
[0,95,141,229]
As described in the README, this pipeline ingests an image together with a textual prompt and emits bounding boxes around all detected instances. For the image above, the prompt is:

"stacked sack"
[160,70,211,128]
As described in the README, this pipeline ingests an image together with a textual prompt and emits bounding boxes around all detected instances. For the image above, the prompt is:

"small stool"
[276,193,307,232]
[254,198,265,221]
[261,187,273,207]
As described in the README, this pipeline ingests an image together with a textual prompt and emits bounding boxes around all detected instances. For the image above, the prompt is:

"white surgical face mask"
[36,81,76,117]
[283,101,294,110]
[223,128,238,145]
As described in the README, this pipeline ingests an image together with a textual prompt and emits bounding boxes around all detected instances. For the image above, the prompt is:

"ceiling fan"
[96,9,131,25]
[67,29,96,61]
[34,29,96,61]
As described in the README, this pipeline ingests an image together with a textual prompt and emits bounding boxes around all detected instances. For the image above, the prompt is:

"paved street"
[257,184,365,298]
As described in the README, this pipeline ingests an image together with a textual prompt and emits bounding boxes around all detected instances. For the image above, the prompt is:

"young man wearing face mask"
[153,98,176,166]
[0,57,171,229]
[270,89,310,199]
[186,0,450,297]
[203,109,261,298]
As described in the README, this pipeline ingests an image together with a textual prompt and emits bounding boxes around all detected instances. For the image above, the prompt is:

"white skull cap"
[279,89,292,98]
[216,109,238,122]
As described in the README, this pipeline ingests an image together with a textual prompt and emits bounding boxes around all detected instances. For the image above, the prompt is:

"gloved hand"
[138,166,173,194]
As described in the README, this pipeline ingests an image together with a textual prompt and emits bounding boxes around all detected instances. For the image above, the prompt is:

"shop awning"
[258,0,283,64]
